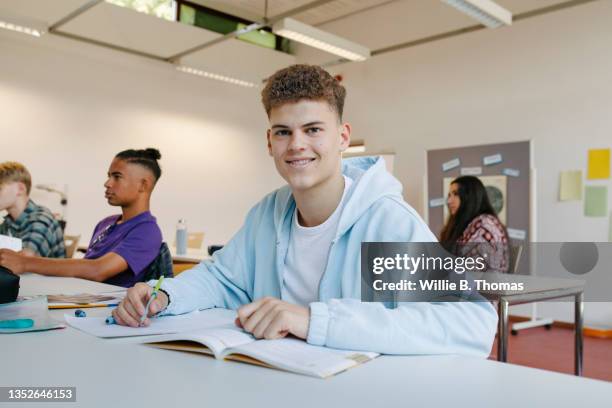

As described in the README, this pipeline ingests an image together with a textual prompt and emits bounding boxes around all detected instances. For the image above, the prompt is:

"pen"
[105,277,164,326]
[49,303,119,310]
[140,276,164,325]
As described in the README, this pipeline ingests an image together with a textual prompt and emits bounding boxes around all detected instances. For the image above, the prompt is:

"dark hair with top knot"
[115,148,162,182]
[261,64,346,120]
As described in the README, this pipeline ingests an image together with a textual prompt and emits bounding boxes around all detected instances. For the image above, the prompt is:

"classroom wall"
[0,30,285,248]
[2,1,611,327]
[299,0,612,327]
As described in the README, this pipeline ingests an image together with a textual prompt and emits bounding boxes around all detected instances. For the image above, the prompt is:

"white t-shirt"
[281,176,353,307]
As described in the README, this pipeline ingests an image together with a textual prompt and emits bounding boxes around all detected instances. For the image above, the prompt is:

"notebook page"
[227,337,378,378]
[65,308,236,338]
[146,326,255,357]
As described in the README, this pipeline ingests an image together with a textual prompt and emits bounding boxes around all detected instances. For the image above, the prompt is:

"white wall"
[2,1,611,327]
[302,0,612,327]
[0,30,284,247]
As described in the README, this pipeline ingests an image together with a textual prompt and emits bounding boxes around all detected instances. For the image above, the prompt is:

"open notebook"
[65,308,378,378]
[145,326,378,379]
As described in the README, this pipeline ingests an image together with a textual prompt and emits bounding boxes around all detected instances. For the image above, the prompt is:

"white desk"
[76,245,210,264]
[169,247,210,263]
[18,273,124,297]
[2,276,610,408]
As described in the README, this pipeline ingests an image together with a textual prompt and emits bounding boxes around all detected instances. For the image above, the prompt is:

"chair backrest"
[64,234,81,258]
[509,244,523,274]
[187,232,204,249]
[173,232,205,250]
[141,242,174,282]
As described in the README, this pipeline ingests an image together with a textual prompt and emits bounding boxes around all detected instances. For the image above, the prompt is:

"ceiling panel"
[58,2,221,59]
[317,0,570,50]
[181,38,296,84]
[0,0,90,26]
[188,0,395,25]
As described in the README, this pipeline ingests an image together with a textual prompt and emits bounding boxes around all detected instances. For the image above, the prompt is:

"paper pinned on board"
[585,186,608,217]
[502,168,520,178]
[442,158,460,172]
[483,153,503,166]
[0,234,22,251]
[587,149,610,180]
[507,228,527,240]
[559,170,583,201]
[429,198,446,208]
[460,167,482,176]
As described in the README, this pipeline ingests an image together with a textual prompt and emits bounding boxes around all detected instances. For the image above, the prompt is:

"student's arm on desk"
[307,201,498,358]
[156,217,254,315]
[0,249,127,282]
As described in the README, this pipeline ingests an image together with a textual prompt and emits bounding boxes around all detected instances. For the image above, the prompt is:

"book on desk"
[65,308,377,378]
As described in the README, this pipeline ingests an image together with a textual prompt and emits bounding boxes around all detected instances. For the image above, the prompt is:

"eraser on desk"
[75,309,86,318]
[0,318,34,329]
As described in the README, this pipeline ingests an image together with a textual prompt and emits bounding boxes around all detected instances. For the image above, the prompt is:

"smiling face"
[267,99,350,194]
[447,182,461,216]
[103,158,150,207]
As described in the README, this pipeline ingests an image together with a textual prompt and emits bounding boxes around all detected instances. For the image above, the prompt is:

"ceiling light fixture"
[442,0,512,28]
[0,16,46,37]
[176,66,258,88]
[273,18,370,62]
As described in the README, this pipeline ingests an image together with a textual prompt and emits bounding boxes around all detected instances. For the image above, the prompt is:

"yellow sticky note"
[587,149,610,179]
[559,170,582,201]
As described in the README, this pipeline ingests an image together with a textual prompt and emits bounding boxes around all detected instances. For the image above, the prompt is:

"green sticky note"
[559,170,582,201]
[584,186,608,217]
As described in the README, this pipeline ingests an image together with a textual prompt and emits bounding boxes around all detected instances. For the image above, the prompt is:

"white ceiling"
[0,0,582,81]
[189,0,396,25]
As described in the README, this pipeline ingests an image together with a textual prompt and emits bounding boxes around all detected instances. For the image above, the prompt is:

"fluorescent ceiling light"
[0,15,46,37]
[176,66,257,88]
[273,18,370,62]
[442,0,512,28]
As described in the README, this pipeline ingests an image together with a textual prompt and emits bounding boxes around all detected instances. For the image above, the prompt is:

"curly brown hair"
[261,64,346,120]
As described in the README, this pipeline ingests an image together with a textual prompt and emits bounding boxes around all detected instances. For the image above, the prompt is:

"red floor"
[488,325,612,382]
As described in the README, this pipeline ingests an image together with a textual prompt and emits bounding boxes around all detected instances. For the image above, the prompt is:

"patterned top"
[0,200,66,258]
[456,214,509,273]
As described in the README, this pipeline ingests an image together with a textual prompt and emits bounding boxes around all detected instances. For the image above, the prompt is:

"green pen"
[140,276,164,325]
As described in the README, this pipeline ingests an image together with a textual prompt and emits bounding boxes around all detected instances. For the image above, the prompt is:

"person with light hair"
[0,162,65,258]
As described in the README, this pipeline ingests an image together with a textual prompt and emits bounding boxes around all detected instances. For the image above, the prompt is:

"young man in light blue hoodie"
[114,64,498,357]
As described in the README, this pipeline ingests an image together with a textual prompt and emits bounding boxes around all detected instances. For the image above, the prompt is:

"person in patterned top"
[440,176,509,273]
[0,162,66,258]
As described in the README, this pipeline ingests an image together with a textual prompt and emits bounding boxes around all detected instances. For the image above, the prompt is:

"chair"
[173,232,205,251]
[508,244,523,274]
[63,234,80,258]
[141,242,174,281]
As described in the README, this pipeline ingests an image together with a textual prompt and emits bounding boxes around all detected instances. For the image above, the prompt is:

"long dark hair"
[440,176,499,251]
[115,148,162,183]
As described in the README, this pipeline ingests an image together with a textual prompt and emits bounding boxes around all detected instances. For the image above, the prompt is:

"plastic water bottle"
[176,219,187,255]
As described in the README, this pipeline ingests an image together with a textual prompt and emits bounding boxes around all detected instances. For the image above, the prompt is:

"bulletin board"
[426,141,531,271]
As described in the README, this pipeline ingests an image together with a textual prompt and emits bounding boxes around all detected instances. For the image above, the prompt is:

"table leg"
[575,292,583,376]
[497,298,509,362]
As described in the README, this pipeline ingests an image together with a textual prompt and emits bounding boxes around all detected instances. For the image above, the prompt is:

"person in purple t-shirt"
[0,148,163,287]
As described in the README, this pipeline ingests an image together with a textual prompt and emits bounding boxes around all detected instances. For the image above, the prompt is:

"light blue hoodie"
[156,156,498,357]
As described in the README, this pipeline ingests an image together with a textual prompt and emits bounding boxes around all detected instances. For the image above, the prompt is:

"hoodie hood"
[272,155,403,239]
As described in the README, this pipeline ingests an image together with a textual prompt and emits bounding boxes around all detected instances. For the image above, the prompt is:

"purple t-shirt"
[85,211,162,287]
